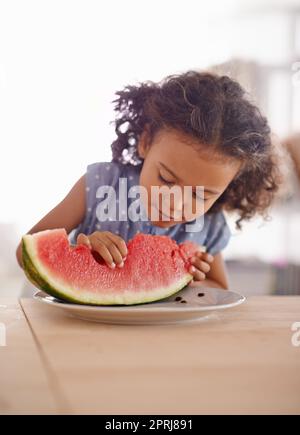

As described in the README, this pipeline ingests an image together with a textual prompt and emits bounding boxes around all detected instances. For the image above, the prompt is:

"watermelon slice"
[22,229,199,306]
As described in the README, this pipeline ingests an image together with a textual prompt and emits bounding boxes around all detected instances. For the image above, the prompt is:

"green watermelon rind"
[22,235,193,306]
[22,239,75,303]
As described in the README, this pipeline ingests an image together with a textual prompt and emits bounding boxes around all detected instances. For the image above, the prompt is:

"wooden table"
[0,296,300,415]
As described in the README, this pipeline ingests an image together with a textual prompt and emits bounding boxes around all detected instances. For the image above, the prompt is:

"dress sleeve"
[203,211,231,255]
[68,161,122,244]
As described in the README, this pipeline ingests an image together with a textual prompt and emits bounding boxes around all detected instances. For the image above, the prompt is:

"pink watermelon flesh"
[22,229,199,305]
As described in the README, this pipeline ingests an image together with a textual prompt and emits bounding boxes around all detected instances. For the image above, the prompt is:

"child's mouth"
[158,208,175,221]
[149,203,183,225]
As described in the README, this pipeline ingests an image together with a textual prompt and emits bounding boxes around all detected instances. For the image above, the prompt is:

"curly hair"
[109,70,282,229]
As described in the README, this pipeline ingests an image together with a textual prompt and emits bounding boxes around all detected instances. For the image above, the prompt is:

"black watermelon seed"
[175,296,182,301]
[180,300,187,303]
[197,293,205,297]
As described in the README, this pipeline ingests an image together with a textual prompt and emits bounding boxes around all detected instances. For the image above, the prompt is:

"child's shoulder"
[87,161,122,177]
[85,161,142,196]
[86,161,141,179]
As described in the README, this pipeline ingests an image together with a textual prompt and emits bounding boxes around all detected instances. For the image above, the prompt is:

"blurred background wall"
[0,0,299,297]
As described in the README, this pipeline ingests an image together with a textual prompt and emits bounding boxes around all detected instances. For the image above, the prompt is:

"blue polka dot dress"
[68,161,231,255]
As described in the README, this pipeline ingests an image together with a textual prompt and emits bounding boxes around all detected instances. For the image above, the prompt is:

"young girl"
[16,71,281,290]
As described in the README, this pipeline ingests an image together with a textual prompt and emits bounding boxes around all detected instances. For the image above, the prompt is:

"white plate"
[33,286,246,325]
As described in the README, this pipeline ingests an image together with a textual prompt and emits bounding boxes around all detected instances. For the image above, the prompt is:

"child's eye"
[159,174,207,201]
[158,174,174,186]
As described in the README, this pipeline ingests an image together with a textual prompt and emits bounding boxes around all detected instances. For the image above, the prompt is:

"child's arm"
[16,175,128,270]
[189,251,229,290]
[15,175,86,268]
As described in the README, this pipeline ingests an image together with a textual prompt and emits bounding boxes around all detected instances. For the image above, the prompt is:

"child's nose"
[174,195,184,211]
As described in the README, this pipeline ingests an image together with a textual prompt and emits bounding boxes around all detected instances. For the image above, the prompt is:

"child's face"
[137,127,241,228]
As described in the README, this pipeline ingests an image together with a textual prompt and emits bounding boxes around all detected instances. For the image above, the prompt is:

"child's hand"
[76,231,128,269]
[188,251,214,283]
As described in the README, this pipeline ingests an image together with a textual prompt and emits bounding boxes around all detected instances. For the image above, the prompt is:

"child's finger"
[104,232,128,259]
[88,235,116,268]
[194,269,206,281]
[190,256,211,273]
[97,234,125,267]
[189,265,206,281]
[200,252,214,263]
[76,233,92,249]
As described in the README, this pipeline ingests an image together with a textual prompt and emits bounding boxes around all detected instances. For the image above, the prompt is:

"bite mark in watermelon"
[22,229,199,305]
